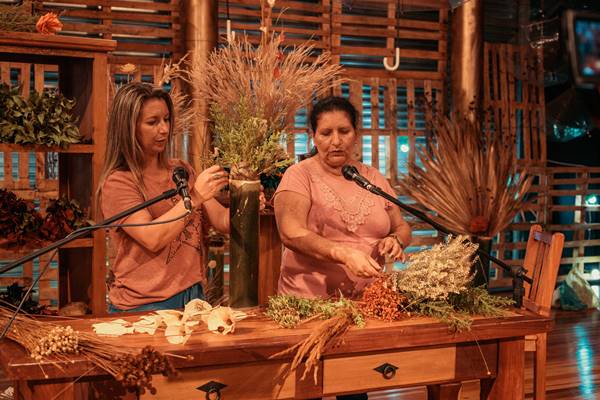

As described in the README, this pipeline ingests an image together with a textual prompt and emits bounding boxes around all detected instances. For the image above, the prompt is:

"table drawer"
[144,361,297,400]
[323,346,456,395]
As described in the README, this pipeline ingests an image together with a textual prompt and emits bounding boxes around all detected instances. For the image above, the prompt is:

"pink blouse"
[274,157,397,298]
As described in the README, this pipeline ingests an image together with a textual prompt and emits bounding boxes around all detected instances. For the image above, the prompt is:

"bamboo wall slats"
[484,43,546,165]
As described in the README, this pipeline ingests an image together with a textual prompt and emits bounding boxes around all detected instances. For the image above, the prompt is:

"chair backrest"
[522,225,565,316]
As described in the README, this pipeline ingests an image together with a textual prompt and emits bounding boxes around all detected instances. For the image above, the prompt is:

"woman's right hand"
[338,247,382,278]
[192,165,229,205]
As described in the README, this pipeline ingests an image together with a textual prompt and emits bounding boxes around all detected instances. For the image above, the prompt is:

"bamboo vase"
[228,179,260,307]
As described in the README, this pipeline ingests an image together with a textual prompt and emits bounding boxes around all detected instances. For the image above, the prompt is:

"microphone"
[172,166,193,212]
[341,165,380,194]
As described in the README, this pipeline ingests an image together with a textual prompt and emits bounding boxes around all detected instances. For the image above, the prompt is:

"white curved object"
[383,47,400,71]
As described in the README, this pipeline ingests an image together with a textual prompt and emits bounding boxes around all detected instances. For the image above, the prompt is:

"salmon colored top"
[274,157,396,298]
[100,160,205,310]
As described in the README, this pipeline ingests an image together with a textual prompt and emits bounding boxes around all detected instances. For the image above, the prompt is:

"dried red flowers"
[360,277,409,321]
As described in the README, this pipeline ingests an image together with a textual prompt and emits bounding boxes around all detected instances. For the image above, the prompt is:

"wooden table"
[0,309,552,400]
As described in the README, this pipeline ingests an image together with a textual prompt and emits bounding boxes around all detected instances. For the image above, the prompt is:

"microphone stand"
[348,177,530,308]
[0,188,179,339]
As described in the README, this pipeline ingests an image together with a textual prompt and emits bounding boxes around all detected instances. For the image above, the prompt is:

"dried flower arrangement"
[0,283,47,314]
[0,83,80,148]
[397,111,532,238]
[0,2,37,32]
[265,236,514,380]
[0,190,88,248]
[191,0,343,180]
[1,305,182,395]
[155,56,196,142]
[40,197,89,241]
[0,1,63,35]
[0,188,43,247]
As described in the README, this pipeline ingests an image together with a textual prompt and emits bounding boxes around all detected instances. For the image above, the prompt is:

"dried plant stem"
[271,311,353,384]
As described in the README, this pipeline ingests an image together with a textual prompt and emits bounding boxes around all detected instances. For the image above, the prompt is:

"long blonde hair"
[96,82,175,217]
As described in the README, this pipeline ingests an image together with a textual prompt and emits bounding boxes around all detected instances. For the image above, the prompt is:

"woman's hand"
[259,185,267,213]
[336,247,382,278]
[377,235,406,262]
[192,165,229,206]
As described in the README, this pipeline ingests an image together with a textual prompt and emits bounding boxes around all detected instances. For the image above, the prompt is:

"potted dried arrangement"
[396,111,532,286]
[191,0,342,307]
[266,236,514,383]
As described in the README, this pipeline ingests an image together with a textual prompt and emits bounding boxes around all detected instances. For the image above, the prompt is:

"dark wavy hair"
[300,96,358,160]
[309,96,358,132]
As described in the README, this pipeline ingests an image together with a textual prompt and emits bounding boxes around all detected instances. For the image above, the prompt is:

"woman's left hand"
[378,236,406,262]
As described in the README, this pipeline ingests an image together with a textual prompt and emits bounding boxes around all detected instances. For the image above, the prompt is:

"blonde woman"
[97,82,229,312]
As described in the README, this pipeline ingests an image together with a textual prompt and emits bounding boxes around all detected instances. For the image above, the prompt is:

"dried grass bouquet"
[191,1,343,180]
[397,111,532,238]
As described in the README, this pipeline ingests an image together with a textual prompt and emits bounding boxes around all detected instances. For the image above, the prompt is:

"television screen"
[566,10,600,86]
[575,18,600,77]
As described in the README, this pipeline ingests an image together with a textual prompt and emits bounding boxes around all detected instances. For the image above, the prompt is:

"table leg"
[427,383,462,400]
[480,338,525,400]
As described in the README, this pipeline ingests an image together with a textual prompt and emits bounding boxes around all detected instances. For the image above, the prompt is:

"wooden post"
[183,0,218,172]
[450,0,483,118]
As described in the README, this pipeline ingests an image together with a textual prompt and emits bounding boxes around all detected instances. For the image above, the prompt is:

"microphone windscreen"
[341,165,355,181]
[172,166,189,184]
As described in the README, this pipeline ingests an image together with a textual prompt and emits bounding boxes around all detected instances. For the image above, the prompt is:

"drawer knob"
[374,363,398,380]
[197,380,227,400]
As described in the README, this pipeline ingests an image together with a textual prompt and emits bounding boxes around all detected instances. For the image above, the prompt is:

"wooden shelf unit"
[0,31,116,314]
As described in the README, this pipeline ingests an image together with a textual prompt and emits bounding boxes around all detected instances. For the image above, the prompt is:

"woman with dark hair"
[274,96,412,299]
[96,82,230,312]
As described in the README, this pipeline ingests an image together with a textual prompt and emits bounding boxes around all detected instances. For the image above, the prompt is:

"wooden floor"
[0,309,598,399]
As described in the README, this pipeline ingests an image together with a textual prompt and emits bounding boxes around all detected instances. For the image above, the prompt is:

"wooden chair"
[522,224,565,400]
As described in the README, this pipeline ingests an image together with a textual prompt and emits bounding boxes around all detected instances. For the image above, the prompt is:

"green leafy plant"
[26,89,80,147]
[266,295,365,329]
[0,84,80,147]
[0,83,32,144]
[211,100,292,180]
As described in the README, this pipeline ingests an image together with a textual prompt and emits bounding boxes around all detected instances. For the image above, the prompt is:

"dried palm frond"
[190,12,343,179]
[397,111,532,238]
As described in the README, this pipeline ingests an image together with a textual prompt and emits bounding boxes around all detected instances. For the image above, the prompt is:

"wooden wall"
[1,0,598,302]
